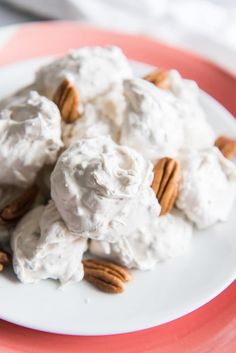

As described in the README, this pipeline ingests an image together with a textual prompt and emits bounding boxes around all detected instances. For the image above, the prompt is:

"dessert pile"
[1,46,236,294]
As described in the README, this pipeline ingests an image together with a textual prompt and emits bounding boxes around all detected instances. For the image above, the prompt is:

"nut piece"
[215,135,236,159]
[0,250,9,272]
[144,69,170,89]
[0,184,38,224]
[152,157,181,216]
[53,79,79,123]
[83,259,132,294]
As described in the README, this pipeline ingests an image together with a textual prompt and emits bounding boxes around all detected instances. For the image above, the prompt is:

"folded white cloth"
[2,0,236,74]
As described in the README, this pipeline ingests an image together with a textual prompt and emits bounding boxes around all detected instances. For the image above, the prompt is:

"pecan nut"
[144,69,170,89]
[152,157,181,216]
[215,135,236,159]
[53,79,79,123]
[83,259,132,294]
[0,250,9,272]
[0,184,38,224]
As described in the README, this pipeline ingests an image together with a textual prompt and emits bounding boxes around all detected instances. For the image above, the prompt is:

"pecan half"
[144,69,170,89]
[53,79,79,123]
[152,157,181,216]
[83,259,132,294]
[0,250,9,272]
[0,184,38,224]
[215,135,236,159]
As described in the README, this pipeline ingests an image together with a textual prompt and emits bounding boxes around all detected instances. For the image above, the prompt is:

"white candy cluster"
[0,45,235,286]
[0,91,62,187]
[51,136,159,242]
[35,46,132,109]
[120,78,184,161]
[12,201,87,285]
[177,147,236,228]
[90,209,192,270]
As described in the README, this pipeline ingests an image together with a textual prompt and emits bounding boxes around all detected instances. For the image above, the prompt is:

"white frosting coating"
[120,78,184,162]
[0,91,63,187]
[11,201,87,285]
[120,76,214,162]
[92,82,126,126]
[35,46,132,108]
[51,136,160,241]
[62,102,120,148]
[176,147,236,229]
[168,69,200,101]
[168,70,215,149]
[90,210,192,269]
[62,83,126,148]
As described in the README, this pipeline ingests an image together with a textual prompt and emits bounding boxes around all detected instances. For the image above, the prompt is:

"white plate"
[0,58,236,336]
